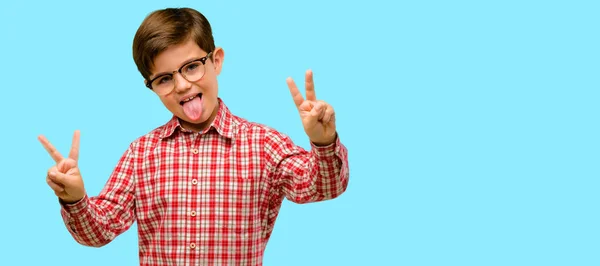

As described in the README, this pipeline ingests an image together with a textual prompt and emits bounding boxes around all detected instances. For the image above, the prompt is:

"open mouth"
[180,93,202,105]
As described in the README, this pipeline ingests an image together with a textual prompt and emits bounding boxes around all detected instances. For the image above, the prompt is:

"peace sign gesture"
[38,130,86,204]
[287,70,337,146]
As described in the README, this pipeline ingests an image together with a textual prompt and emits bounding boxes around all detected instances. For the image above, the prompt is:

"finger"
[305,69,316,102]
[38,135,64,163]
[323,105,335,124]
[287,77,304,108]
[57,158,77,173]
[57,159,67,173]
[68,130,80,161]
[318,102,326,120]
[65,164,79,175]
[48,165,59,174]
[314,101,328,120]
[308,102,326,123]
[298,101,313,112]
[328,113,336,126]
[48,170,67,185]
[46,177,65,193]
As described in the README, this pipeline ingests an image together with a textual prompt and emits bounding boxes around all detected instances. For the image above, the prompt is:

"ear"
[212,47,225,75]
[144,79,152,90]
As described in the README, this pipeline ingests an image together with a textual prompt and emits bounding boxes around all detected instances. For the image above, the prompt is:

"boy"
[39,7,349,266]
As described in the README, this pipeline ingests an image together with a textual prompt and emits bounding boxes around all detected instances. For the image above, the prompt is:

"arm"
[266,131,349,203]
[39,131,136,247]
[59,146,136,247]
[275,69,349,203]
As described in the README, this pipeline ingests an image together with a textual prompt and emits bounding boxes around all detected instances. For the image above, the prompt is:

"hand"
[287,69,337,146]
[38,130,86,204]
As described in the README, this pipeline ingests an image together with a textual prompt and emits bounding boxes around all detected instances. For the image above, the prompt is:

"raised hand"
[38,130,86,204]
[287,70,337,146]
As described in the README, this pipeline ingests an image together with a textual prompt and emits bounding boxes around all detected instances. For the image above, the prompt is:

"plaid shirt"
[59,99,349,265]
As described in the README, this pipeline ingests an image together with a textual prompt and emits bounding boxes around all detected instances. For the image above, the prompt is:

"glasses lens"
[182,61,205,82]
[152,75,173,95]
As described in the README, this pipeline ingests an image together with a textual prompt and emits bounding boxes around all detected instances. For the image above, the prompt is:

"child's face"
[149,39,223,132]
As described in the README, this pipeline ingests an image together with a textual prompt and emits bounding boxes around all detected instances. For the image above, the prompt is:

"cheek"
[194,79,218,96]
[205,79,219,94]
[159,96,180,109]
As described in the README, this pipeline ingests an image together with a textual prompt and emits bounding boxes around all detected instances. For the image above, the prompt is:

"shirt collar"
[158,98,235,139]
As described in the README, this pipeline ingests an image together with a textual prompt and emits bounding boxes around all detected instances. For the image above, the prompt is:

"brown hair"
[132,7,215,81]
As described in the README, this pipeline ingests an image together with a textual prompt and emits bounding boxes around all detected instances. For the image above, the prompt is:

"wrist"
[60,194,89,214]
[310,134,337,147]
[60,195,85,205]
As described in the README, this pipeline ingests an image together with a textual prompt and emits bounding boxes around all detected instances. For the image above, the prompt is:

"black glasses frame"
[146,51,213,91]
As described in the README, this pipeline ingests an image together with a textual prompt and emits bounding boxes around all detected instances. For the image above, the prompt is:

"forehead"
[151,39,206,75]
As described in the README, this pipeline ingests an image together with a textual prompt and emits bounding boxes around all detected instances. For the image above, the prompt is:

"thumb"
[48,171,68,186]
[306,102,324,125]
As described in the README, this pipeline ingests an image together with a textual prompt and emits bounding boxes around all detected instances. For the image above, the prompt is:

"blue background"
[1,0,599,265]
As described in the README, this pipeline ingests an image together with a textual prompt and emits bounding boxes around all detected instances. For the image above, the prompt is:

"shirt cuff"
[311,134,341,157]
[60,195,89,215]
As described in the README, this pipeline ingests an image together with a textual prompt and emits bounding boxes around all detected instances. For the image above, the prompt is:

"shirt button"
[191,148,199,154]
[190,243,196,249]
[190,211,196,217]
[192,179,198,185]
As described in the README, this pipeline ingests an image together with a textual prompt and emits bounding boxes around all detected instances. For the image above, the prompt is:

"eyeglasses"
[146,52,213,95]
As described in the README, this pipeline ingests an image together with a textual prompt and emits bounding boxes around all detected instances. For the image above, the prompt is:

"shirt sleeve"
[265,130,349,204]
[59,145,137,247]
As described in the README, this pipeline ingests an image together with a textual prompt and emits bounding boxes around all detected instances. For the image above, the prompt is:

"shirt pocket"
[222,217,263,256]
[214,169,263,242]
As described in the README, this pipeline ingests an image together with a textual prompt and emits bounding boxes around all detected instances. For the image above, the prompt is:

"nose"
[173,72,192,93]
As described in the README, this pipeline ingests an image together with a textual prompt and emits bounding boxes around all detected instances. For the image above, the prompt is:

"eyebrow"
[150,57,204,80]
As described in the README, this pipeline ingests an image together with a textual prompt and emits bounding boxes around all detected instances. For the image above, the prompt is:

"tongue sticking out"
[183,96,203,120]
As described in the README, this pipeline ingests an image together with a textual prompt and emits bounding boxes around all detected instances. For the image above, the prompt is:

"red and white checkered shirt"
[60,99,349,265]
